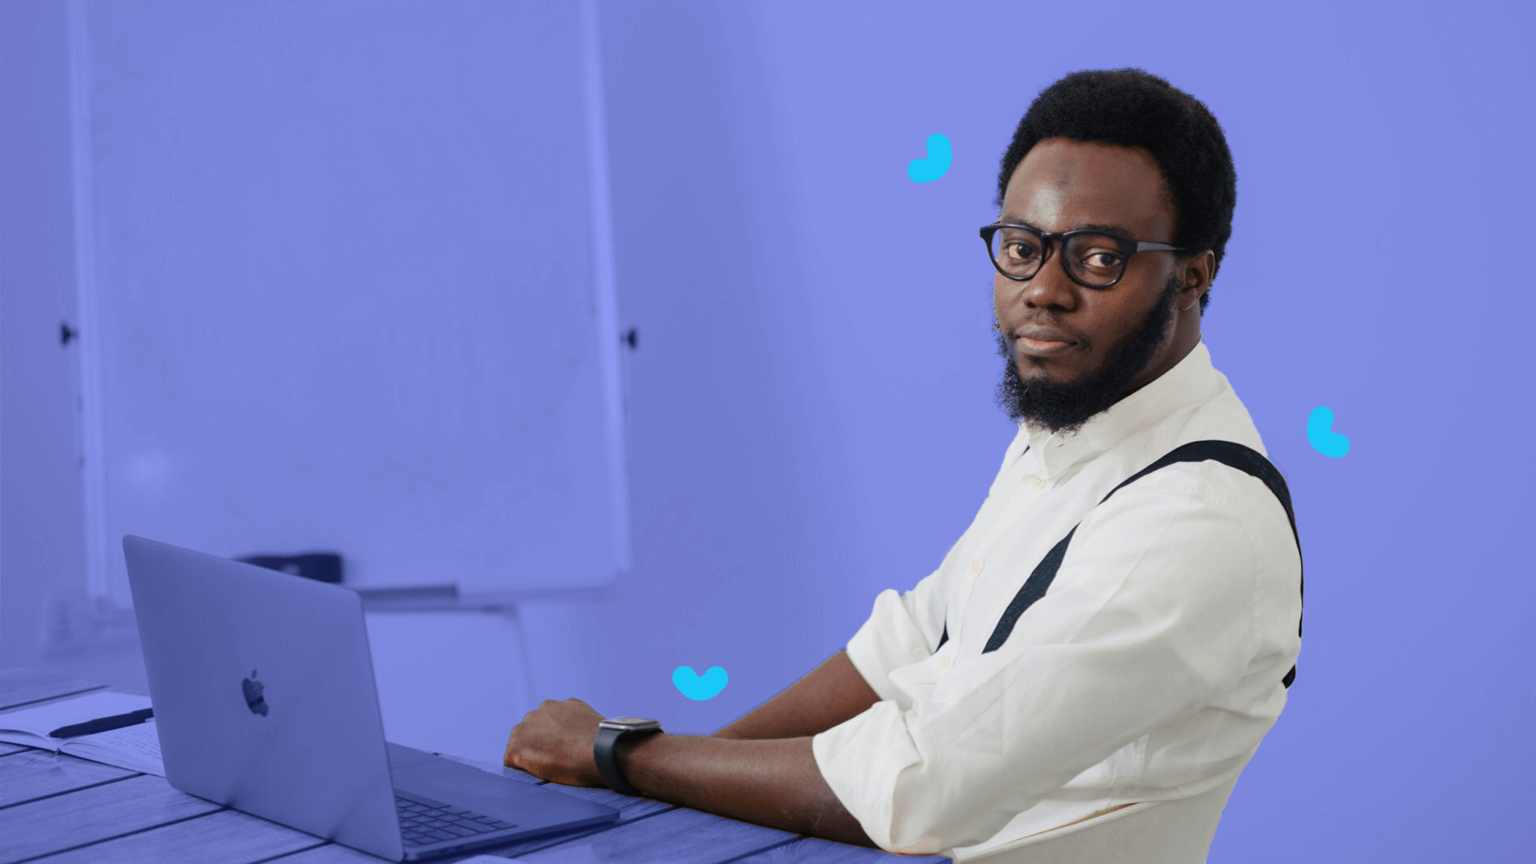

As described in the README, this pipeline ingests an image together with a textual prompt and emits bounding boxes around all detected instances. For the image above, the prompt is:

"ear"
[1178,250,1215,311]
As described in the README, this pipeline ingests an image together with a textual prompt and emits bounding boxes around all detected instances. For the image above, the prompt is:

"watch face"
[602,717,660,731]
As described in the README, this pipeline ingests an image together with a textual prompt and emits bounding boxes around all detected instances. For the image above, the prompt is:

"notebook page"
[0,692,152,750]
[62,720,165,776]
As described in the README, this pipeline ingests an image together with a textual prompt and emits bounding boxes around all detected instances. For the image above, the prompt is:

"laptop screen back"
[124,534,404,861]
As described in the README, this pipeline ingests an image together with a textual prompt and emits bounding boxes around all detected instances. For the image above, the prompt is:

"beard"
[993,275,1180,435]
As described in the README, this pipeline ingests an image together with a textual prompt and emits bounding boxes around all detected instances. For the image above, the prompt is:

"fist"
[503,697,607,788]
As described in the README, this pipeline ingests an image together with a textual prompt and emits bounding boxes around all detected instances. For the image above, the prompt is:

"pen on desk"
[49,707,154,739]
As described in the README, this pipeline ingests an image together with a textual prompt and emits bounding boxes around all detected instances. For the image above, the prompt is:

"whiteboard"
[80,0,629,597]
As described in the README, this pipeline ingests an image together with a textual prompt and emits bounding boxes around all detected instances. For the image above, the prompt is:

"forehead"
[1001,138,1176,238]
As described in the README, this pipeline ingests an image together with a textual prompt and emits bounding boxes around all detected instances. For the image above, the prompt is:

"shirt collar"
[1020,340,1216,479]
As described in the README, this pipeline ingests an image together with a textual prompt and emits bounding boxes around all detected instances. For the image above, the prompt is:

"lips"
[1018,325,1075,344]
[1014,325,1078,358]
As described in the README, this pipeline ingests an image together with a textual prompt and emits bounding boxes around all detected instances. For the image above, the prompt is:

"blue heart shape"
[1306,406,1350,458]
[907,133,952,183]
[672,665,728,701]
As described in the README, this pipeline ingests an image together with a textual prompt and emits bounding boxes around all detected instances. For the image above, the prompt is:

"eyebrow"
[996,217,1138,237]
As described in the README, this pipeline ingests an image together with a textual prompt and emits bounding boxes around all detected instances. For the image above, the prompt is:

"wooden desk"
[0,670,948,864]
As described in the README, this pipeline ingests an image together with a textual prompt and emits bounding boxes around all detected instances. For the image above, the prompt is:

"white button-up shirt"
[812,340,1303,859]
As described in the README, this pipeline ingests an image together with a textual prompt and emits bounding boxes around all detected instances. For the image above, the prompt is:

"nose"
[1001,245,1077,311]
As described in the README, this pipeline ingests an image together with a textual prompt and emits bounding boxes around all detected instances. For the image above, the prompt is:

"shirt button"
[1030,476,1046,490]
[937,655,952,669]
[969,558,983,574]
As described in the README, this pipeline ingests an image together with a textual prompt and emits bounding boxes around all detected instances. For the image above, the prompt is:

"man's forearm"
[615,731,877,848]
[712,650,881,740]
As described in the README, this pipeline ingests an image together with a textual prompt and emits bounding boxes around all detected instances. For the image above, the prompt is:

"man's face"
[992,137,1205,434]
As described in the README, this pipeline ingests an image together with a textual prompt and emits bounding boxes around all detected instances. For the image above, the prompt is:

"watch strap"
[594,725,654,796]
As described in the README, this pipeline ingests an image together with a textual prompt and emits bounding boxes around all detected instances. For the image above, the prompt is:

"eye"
[1002,237,1041,261]
[1077,248,1123,272]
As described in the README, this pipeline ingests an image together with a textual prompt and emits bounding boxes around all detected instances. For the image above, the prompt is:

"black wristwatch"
[593,716,662,796]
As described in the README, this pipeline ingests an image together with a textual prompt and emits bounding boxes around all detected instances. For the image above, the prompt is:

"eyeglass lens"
[989,227,1127,287]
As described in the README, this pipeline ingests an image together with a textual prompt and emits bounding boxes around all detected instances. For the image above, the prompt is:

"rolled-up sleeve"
[843,539,958,703]
[813,472,1265,855]
[844,430,1032,702]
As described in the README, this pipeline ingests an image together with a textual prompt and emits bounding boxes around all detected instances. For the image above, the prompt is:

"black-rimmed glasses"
[980,222,1186,289]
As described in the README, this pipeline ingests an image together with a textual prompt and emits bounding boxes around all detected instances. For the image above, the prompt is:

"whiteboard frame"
[70,0,632,601]
[581,0,632,577]
[67,0,111,602]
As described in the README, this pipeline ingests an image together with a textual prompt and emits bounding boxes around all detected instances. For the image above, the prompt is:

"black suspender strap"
[933,440,1303,688]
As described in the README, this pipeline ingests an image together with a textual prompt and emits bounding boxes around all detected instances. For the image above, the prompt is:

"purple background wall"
[4,1,1533,861]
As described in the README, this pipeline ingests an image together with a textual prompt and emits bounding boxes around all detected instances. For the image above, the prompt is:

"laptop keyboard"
[396,796,518,848]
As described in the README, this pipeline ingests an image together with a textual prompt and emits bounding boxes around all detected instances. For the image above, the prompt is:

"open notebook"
[0,691,163,776]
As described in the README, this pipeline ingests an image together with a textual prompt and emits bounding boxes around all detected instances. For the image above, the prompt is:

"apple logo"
[241,669,269,717]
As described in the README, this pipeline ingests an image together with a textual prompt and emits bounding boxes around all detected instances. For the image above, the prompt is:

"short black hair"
[995,68,1236,315]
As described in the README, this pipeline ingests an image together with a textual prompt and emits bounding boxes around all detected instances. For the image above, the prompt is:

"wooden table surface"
[0,669,948,864]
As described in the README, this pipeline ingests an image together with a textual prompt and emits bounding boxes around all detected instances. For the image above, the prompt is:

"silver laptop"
[123,534,618,861]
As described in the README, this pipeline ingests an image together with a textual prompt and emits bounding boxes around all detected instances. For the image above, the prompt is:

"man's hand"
[503,697,607,788]
[499,655,880,850]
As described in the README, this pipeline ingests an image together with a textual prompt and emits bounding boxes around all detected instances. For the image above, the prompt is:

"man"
[503,68,1303,859]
